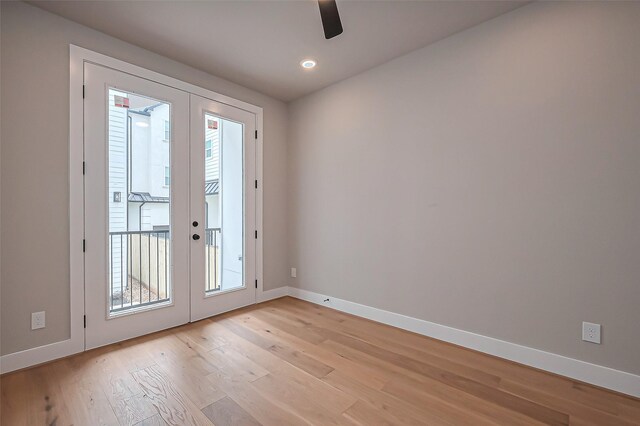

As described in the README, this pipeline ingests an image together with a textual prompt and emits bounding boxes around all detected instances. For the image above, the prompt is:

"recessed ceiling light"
[300,59,317,69]
[135,121,149,128]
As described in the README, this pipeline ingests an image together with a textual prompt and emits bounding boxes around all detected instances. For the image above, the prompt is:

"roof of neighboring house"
[128,180,219,203]
[128,192,169,203]
[205,179,219,196]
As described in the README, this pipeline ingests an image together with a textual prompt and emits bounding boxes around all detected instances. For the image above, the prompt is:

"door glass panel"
[108,88,172,315]
[203,114,244,293]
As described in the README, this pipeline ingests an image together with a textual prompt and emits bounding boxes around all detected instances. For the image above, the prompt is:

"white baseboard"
[0,285,290,375]
[0,285,291,374]
[257,286,289,303]
[4,286,638,398]
[0,338,83,374]
[287,286,640,398]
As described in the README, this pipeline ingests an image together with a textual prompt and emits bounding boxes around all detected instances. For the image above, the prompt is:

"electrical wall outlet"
[291,267,297,278]
[31,311,46,330]
[582,322,601,344]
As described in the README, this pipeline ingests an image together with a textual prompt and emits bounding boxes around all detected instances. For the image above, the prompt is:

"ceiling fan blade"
[318,0,343,39]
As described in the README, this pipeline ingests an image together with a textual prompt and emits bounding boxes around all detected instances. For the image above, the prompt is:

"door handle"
[192,234,200,240]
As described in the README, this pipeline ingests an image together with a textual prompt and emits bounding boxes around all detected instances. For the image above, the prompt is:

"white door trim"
[0,45,264,374]
[83,64,192,349]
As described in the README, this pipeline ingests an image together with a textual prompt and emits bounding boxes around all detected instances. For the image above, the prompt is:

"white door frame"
[83,63,192,349]
[0,44,263,374]
[189,95,258,321]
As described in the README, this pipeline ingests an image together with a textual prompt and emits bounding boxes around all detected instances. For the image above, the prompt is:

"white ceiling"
[30,0,527,101]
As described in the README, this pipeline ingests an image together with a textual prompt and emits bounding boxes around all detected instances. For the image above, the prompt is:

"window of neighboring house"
[164,120,170,141]
[164,166,171,186]
[205,139,213,158]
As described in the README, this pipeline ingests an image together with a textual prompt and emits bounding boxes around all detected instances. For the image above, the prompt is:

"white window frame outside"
[164,119,170,141]
[164,165,171,186]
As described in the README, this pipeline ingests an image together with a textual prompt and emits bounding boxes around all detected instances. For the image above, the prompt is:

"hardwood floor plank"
[134,413,169,426]
[205,344,270,383]
[250,307,329,345]
[201,339,317,425]
[275,298,639,418]
[111,393,160,426]
[619,401,640,425]
[206,321,359,417]
[0,367,64,426]
[175,320,232,352]
[270,300,506,387]
[205,323,359,423]
[383,373,564,426]
[322,370,448,426]
[131,365,213,426]
[318,344,507,426]
[28,356,121,426]
[250,373,357,425]
[2,297,639,426]
[57,371,121,426]
[276,298,633,422]
[208,375,311,426]
[140,334,226,410]
[203,349,308,426]
[201,396,261,426]
[319,325,501,387]
[234,310,390,389]
[220,316,335,378]
[270,299,506,386]
[253,370,357,416]
[500,379,639,426]
[67,347,157,426]
[319,338,562,425]
[383,374,542,426]
[266,342,334,378]
[0,373,28,426]
[342,399,427,426]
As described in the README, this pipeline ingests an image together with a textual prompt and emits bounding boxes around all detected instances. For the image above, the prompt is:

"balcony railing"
[108,227,221,314]
[108,230,170,313]
[206,228,221,293]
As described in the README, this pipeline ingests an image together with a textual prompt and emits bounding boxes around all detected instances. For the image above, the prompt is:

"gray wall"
[288,1,640,375]
[0,1,289,355]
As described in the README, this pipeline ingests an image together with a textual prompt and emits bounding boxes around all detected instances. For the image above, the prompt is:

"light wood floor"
[1,297,639,426]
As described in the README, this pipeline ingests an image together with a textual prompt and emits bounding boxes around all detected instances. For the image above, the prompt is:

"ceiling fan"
[318,0,344,39]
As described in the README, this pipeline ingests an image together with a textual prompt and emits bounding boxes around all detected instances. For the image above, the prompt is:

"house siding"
[108,89,128,294]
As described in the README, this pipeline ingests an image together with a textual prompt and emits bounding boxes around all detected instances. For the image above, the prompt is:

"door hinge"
[82,239,86,252]
[82,85,85,99]
[255,130,258,139]
[254,230,258,239]
[255,279,258,289]
[82,161,86,175]
[254,180,258,189]
[83,315,87,328]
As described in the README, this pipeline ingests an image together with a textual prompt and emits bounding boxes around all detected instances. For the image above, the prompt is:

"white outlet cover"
[291,267,297,278]
[31,311,46,330]
[582,321,601,344]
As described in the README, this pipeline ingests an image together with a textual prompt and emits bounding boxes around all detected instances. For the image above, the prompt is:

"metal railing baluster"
[106,230,171,313]
[120,234,124,309]
[110,234,113,310]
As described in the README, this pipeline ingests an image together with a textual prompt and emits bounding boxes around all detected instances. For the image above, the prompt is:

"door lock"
[192,221,199,227]
[192,234,200,240]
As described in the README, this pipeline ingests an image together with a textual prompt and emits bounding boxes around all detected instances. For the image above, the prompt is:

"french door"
[189,95,257,321]
[84,63,256,349]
